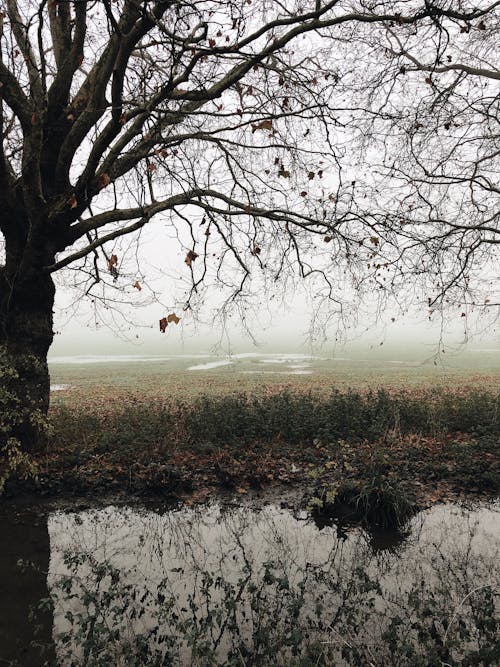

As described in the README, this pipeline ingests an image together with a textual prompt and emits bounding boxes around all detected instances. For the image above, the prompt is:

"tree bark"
[0,255,55,453]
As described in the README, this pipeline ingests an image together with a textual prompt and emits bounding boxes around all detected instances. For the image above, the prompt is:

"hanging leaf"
[252,119,273,133]
[324,235,332,243]
[98,173,111,191]
[133,280,142,291]
[67,194,78,209]
[369,237,379,246]
[108,254,118,270]
[159,317,168,333]
[185,250,199,267]
[278,168,290,178]
[167,313,180,324]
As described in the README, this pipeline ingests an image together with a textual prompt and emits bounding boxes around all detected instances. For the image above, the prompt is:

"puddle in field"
[49,354,214,364]
[1,501,498,666]
[187,360,234,371]
[186,353,318,373]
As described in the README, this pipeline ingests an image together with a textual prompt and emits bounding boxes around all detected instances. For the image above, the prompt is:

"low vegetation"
[3,387,496,512]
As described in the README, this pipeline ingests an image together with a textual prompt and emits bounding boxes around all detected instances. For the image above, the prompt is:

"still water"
[1,500,498,666]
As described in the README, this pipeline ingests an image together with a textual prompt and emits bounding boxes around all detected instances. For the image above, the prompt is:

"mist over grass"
[50,297,499,365]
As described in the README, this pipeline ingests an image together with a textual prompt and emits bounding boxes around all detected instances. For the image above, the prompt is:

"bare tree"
[0,0,498,452]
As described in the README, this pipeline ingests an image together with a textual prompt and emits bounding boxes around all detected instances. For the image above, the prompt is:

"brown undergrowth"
[6,387,497,509]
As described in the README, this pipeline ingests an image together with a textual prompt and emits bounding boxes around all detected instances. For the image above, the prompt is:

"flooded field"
[48,350,500,408]
[1,499,498,666]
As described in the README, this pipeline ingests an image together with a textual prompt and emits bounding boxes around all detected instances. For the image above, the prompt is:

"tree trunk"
[0,261,55,454]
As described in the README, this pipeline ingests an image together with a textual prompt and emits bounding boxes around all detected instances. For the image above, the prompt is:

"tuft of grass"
[309,478,418,529]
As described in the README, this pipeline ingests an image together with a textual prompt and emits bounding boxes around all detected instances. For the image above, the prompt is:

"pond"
[0,499,498,666]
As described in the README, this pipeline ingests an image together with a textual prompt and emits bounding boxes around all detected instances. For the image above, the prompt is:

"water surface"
[1,500,498,665]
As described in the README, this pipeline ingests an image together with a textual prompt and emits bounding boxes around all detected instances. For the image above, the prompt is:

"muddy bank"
[4,432,499,513]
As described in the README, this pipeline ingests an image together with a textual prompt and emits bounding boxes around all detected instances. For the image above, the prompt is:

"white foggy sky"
[49,197,500,358]
[50,216,499,358]
[1,3,497,359]
[0,2,500,356]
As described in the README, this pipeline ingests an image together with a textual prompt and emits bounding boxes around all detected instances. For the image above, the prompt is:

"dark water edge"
[0,501,54,666]
[0,496,498,666]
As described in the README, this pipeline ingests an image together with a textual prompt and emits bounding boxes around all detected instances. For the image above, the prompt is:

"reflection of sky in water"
[49,354,213,364]
[186,353,318,372]
[47,502,499,665]
[187,360,234,370]
[49,352,321,367]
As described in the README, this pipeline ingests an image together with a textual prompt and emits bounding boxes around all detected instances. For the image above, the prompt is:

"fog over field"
[48,185,498,364]
[49,297,499,368]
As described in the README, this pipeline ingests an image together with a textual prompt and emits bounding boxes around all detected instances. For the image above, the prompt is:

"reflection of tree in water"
[47,503,499,666]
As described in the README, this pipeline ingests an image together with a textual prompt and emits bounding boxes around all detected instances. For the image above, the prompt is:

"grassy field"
[19,352,494,511]
[48,351,500,413]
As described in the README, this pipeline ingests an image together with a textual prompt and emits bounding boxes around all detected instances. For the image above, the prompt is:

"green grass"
[48,353,500,409]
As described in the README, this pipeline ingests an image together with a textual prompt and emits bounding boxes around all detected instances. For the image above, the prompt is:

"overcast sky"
[50,270,499,360]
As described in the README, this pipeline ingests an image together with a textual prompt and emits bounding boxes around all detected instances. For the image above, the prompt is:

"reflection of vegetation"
[42,504,499,666]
